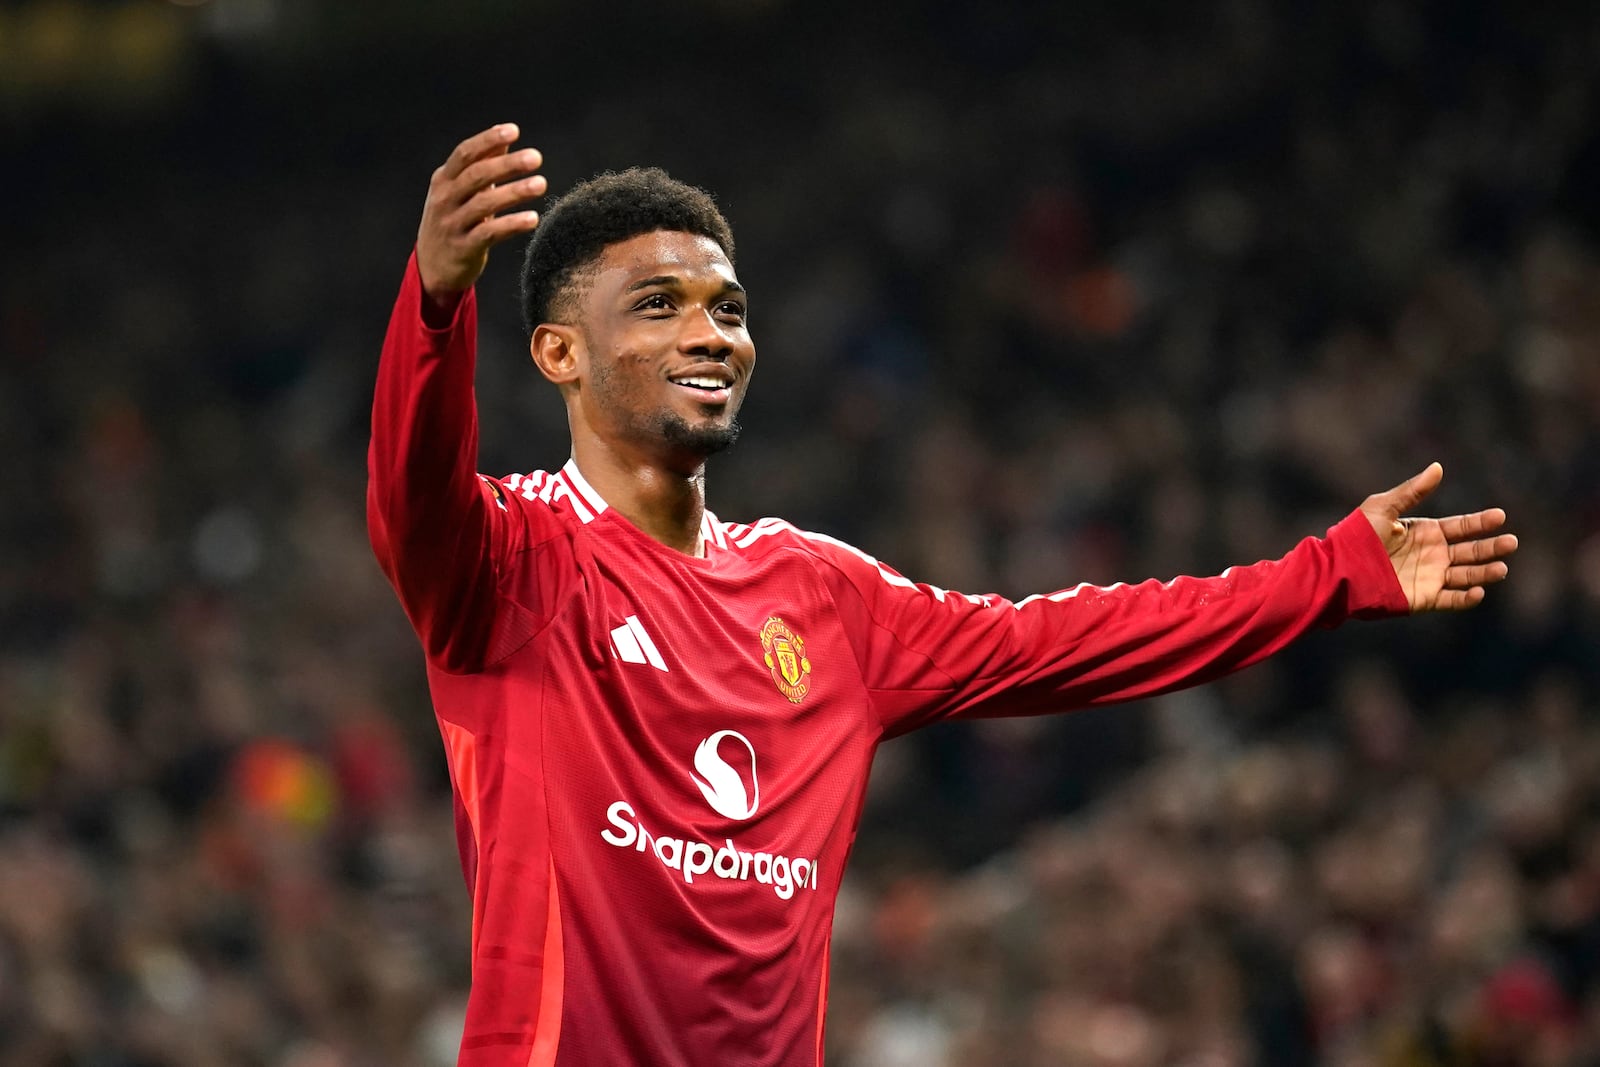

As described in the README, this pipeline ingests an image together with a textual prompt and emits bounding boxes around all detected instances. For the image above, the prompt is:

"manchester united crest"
[760,617,812,704]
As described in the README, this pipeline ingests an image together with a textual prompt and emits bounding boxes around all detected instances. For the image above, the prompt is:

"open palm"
[1361,463,1518,613]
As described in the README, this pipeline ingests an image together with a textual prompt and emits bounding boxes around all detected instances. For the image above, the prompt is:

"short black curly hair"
[518,167,735,335]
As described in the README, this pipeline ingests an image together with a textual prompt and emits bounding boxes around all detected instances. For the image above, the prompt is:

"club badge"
[760,617,812,704]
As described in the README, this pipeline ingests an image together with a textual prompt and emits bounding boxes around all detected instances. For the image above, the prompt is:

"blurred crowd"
[3,0,1599,1064]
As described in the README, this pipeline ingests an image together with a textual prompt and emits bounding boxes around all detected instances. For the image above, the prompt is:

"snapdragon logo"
[598,731,818,901]
[692,730,759,820]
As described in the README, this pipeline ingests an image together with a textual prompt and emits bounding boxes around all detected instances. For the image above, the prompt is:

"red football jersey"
[367,252,1409,1066]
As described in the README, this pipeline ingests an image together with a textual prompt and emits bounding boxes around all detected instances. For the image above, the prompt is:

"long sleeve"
[810,512,1411,737]
[366,252,535,673]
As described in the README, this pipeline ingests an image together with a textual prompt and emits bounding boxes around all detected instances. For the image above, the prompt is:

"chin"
[661,414,741,456]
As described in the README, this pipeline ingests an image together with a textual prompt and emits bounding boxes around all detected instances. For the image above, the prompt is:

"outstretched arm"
[815,465,1514,735]
[415,123,547,318]
[367,125,547,672]
[1359,462,1517,612]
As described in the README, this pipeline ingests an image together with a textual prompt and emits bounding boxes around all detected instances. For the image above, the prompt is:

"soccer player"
[367,124,1517,1066]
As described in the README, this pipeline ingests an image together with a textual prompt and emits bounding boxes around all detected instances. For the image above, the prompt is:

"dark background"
[3,0,1599,1063]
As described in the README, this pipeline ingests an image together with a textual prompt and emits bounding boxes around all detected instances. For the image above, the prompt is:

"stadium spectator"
[2,1,1596,1063]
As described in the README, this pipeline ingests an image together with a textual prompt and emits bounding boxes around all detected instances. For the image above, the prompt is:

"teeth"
[674,377,727,389]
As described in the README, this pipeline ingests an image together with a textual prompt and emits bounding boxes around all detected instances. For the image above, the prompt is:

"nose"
[679,307,734,360]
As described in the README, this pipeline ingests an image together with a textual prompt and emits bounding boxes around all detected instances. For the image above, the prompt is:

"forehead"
[590,230,736,290]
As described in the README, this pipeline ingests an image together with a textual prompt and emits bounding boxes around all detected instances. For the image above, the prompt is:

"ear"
[531,324,582,386]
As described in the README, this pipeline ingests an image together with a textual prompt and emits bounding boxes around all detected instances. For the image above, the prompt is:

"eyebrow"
[625,274,746,296]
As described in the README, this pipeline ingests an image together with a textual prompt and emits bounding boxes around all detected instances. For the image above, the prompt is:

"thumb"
[1380,461,1444,518]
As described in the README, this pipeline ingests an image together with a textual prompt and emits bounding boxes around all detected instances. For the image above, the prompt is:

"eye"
[716,300,748,324]
[633,293,674,314]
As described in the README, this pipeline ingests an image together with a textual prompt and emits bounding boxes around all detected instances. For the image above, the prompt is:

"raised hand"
[1360,462,1518,613]
[416,123,547,309]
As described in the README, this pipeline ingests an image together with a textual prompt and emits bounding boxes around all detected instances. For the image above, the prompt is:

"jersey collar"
[562,458,724,555]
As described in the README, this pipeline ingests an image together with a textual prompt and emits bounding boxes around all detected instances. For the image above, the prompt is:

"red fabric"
[1482,958,1574,1027]
[367,251,1410,1067]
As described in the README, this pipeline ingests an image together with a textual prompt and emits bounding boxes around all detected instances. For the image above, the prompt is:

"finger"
[1382,462,1444,516]
[469,210,542,246]
[1438,509,1507,542]
[1445,561,1509,588]
[1433,586,1487,612]
[1448,533,1519,565]
[440,123,520,180]
[454,173,548,224]
[450,148,544,204]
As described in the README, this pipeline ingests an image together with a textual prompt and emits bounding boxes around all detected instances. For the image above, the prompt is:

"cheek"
[589,351,655,403]
[618,351,656,390]
[602,338,652,367]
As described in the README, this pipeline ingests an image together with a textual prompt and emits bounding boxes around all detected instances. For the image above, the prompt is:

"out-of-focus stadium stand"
[3,0,1599,1063]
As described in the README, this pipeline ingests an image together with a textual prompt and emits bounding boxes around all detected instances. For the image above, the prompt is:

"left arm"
[814,464,1513,737]
[1357,462,1516,613]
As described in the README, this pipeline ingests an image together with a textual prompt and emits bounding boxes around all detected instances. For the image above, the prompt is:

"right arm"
[366,125,547,672]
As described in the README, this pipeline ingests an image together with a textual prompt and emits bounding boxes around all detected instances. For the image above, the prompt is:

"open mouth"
[669,375,732,403]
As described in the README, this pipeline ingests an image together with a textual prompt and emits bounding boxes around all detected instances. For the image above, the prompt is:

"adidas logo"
[610,615,667,672]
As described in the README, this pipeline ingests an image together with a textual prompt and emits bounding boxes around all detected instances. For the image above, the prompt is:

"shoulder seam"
[783,545,886,742]
[497,470,604,526]
[789,542,961,706]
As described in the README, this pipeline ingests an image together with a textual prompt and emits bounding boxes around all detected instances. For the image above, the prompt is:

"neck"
[570,435,708,557]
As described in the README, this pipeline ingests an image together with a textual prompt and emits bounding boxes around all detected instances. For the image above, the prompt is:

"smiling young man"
[367,124,1518,1067]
